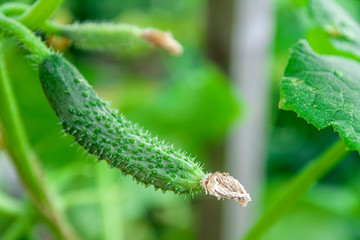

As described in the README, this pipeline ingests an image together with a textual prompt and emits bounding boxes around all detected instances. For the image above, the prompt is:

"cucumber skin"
[38,54,205,194]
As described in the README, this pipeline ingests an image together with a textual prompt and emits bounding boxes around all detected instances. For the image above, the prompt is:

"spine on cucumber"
[38,54,205,194]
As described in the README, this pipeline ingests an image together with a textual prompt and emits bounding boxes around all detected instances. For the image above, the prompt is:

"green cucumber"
[0,9,250,205]
[38,54,205,194]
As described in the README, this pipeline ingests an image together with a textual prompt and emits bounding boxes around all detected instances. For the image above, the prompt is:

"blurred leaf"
[275,0,312,54]
[309,0,360,59]
[280,40,360,152]
[303,184,358,218]
[0,189,21,217]
[264,202,355,240]
[291,0,308,7]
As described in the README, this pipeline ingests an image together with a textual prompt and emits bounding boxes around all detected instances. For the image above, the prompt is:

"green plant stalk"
[0,40,47,214]
[0,4,140,37]
[0,3,57,34]
[0,2,29,17]
[243,139,349,240]
[0,13,52,63]
[0,3,140,37]
[0,40,77,239]
[19,0,63,30]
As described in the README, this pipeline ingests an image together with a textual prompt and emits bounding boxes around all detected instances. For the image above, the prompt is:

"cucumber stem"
[19,0,63,30]
[243,139,349,240]
[0,2,29,17]
[0,13,52,63]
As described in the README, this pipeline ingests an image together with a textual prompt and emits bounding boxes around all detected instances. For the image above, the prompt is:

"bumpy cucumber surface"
[39,54,205,194]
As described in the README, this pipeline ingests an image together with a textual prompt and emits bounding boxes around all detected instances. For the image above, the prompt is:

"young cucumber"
[0,11,250,204]
[39,54,205,194]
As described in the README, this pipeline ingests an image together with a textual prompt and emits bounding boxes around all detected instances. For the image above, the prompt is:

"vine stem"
[0,2,29,17]
[0,13,52,63]
[19,0,63,30]
[243,139,349,240]
[0,3,59,34]
[0,40,77,239]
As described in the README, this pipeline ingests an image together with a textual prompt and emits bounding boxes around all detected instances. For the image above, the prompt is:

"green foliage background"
[0,0,360,239]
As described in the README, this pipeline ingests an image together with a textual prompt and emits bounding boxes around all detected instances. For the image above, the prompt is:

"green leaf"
[279,40,360,151]
[309,0,360,58]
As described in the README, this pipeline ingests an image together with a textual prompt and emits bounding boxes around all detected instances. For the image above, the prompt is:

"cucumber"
[38,54,205,194]
[0,9,250,204]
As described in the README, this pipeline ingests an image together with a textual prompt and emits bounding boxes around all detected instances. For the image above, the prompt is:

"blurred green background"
[0,0,360,239]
